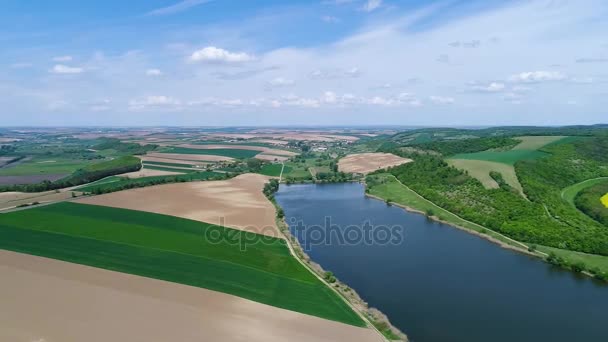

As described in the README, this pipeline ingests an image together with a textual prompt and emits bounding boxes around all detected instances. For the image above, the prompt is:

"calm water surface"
[275,183,608,342]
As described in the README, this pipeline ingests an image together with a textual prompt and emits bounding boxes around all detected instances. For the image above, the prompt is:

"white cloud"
[509,71,566,83]
[53,56,73,62]
[362,0,382,12]
[129,96,180,110]
[309,67,361,79]
[429,95,455,104]
[267,77,295,88]
[189,46,255,63]
[49,64,83,74]
[323,91,338,103]
[471,82,506,92]
[147,0,213,16]
[146,69,163,76]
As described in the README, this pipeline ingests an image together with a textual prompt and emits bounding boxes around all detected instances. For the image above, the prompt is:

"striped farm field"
[164,147,260,159]
[0,202,364,326]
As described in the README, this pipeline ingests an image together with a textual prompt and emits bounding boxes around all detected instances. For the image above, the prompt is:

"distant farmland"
[0,202,364,326]
[75,171,222,193]
[259,163,291,177]
[164,147,260,159]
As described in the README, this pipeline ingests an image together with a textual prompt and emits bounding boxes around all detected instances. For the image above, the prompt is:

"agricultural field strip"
[1,223,313,283]
[511,136,567,150]
[143,164,195,172]
[0,203,363,326]
[0,225,361,326]
[0,202,302,276]
[176,144,297,156]
[447,159,524,193]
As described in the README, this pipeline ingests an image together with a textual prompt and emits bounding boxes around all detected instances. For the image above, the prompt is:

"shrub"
[571,262,587,273]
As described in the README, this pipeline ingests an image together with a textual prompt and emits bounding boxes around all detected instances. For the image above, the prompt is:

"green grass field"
[451,149,547,165]
[0,202,364,326]
[164,147,260,159]
[259,163,292,177]
[511,136,567,150]
[0,157,90,176]
[142,165,193,173]
[142,161,197,168]
[447,159,524,193]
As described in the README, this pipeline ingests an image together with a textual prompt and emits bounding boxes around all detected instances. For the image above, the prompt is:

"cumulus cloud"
[129,95,180,110]
[53,55,73,62]
[189,47,255,63]
[362,0,382,12]
[309,67,361,79]
[266,77,295,88]
[429,95,455,104]
[508,71,566,83]
[146,69,163,76]
[49,64,83,74]
[470,82,506,92]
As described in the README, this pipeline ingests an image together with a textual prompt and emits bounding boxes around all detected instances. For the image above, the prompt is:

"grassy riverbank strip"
[365,173,608,280]
[265,179,407,341]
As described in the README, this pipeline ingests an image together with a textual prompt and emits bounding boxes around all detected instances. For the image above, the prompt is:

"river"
[275,183,608,342]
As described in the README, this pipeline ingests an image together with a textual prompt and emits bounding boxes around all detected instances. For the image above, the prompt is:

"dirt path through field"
[0,250,382,342]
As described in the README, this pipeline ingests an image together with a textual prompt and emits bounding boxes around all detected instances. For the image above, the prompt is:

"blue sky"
[1,0,607,126]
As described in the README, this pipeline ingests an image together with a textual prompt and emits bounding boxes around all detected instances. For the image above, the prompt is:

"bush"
[425,208,434,217]
[528,244,537,252]
[571,262,587,273]
[324,271,337,283]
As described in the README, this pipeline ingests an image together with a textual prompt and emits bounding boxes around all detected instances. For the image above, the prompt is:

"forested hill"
[374,132,608,257]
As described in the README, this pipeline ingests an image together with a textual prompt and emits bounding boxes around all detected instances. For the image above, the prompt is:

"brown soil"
[256,154,289,162]
[75,173,281,237]
[140,156,209,167]
[0,250,382,342]
[0,190,79,210]
[119,168,184,178]
[339,153,413,174]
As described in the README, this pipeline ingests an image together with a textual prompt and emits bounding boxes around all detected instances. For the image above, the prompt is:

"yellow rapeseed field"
[601,193,608,208]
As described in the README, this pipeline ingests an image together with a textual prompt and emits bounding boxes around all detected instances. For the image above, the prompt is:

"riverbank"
[268,186,407,341]
[365,173,608,280]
